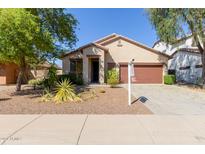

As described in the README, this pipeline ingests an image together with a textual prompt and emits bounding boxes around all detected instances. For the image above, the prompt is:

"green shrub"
[164,75,176,85]
[58,74,69,81]
[43,65,57,89]
[58,73,84,85]
[28,78,43,90]
[106,68,119,87]
[196,77,203,85]
[54,79,81,103]
[68,73,77,83]
[75,76,84,85]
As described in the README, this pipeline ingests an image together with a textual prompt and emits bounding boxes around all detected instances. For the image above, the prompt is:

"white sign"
[128,59,135,106]
[130,64,135,77]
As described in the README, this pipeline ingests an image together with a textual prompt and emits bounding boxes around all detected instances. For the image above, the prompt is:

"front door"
[91,59,99,83]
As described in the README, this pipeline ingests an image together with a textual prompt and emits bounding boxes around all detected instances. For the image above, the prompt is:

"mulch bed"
[0,86,152,114]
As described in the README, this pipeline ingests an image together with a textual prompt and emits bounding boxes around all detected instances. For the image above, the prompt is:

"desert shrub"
[164,75,176,85]
[41,89,53,102]
[68,73,77,83]
[99,88,106,93]
[75,76,84,85]
[106,68,119,87]
[42,65,57,89]
[196,77,203,86]
[28,78,43,90]
[78,89,97,101]
[58,73,84,85]
[54,79,81,103]
[57,74,70,82]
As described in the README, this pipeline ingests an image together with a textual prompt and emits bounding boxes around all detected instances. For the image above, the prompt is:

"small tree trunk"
[16,67,24,91]
[16,55,26,91]
[202,51,205,88]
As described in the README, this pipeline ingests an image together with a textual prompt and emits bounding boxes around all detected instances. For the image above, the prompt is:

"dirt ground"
[176,83,205,93]
[0,86,152,114]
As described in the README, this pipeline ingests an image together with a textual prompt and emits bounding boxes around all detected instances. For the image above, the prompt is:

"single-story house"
[30,62,62,79]
[62,33,170,84]
[153,36,202,84]
[0,62,62,85]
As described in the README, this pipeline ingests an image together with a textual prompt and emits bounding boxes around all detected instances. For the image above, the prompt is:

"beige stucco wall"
[30,69,48,79]
[104,39,168,64]
[82,46,105,84]
[103,38,168,74]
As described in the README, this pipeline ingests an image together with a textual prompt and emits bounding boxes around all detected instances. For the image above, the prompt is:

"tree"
[147,9,205,87]
[0,9,77,91]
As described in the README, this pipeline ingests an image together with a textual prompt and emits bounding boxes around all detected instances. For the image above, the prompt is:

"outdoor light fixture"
[117,39,123,47]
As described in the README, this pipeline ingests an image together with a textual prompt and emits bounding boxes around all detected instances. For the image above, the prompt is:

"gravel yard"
[0,86,152,114]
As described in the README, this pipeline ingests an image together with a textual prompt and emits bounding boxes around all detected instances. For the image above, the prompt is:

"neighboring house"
[30,62,62,79]
[0,63,19,85]
[62,33,170,84]
[153,35,196,55]
[0,62,62,85]
[153,36,202,84]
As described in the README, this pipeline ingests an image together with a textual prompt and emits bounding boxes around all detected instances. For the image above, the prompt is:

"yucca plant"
[54,79,81,103]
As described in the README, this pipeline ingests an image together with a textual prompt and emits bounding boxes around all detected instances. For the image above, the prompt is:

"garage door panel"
[120,64,163,84]
[120,65,128,83]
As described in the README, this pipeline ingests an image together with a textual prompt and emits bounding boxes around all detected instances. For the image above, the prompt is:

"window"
[70,60,76,73]
[195,64,202,68]
[179,66,190,70]
[70,59,83,74]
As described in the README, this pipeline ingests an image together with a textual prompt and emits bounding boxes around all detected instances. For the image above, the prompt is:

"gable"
[95,33,118,44]
[100,35,170,58]
[103,38,169,64]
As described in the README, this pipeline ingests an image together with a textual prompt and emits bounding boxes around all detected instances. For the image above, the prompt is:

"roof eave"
[100,35,171,59]
[60,43,108,59]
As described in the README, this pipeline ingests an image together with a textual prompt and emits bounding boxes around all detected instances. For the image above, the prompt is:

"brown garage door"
[120,64,163,83]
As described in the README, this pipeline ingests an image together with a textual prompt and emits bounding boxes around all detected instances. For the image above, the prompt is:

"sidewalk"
[1,115,205,144]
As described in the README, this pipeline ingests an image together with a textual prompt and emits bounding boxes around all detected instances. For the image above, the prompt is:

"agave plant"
[54,79,81,103]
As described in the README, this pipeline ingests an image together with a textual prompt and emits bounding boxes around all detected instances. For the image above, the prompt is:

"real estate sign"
[130,64,135,77]
[128,61,135,106]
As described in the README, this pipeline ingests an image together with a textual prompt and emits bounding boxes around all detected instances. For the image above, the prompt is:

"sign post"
[128,59,134,106]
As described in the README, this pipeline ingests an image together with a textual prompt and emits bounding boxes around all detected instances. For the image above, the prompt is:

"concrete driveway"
[1,115,205,144]
[122,84,205,115]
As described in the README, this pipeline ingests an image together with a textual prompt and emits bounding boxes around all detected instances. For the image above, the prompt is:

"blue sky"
[57,8,158,66]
